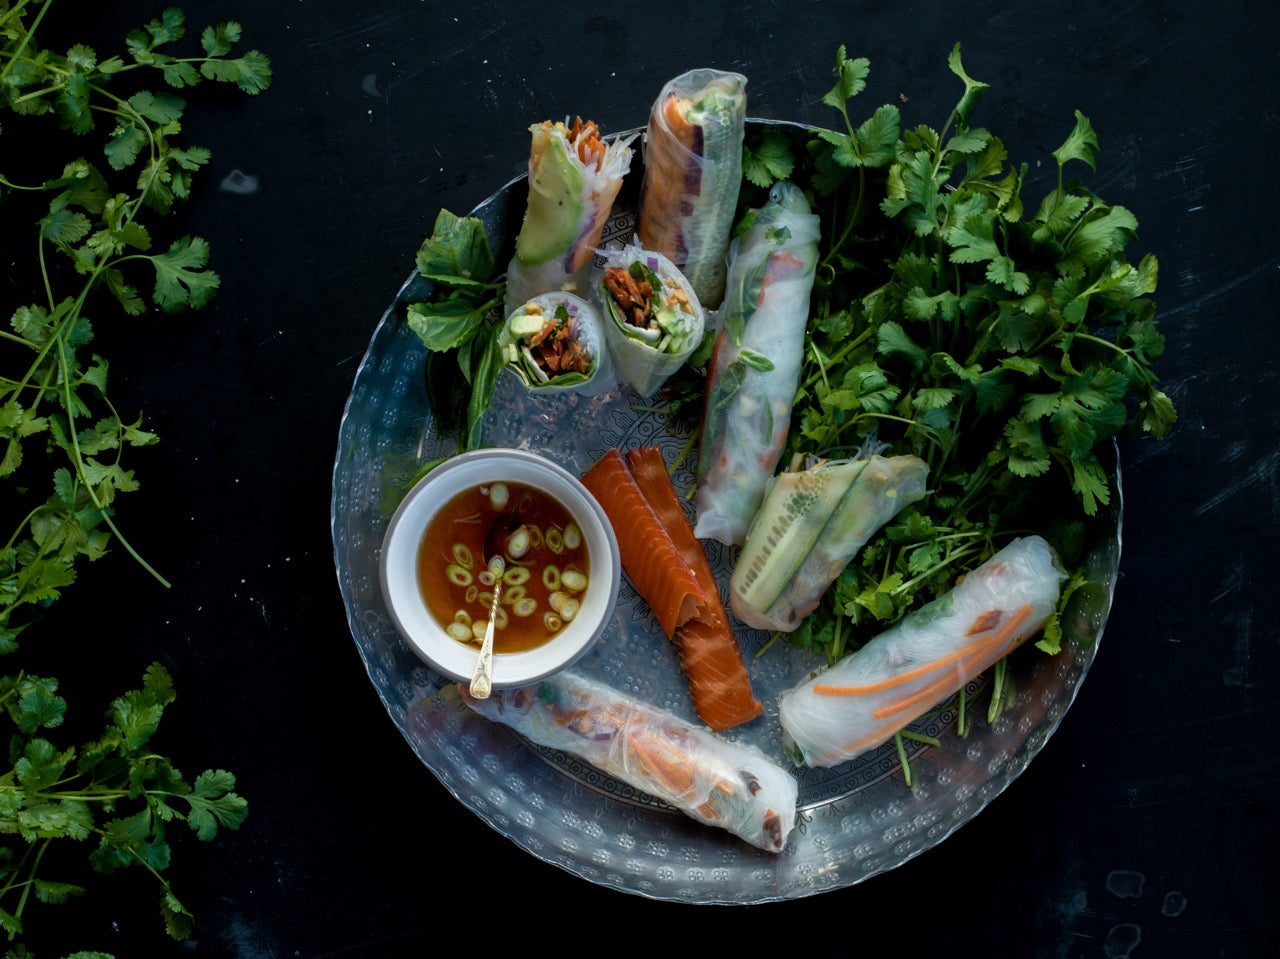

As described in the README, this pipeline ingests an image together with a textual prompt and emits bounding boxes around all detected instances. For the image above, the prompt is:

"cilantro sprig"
[2,2,268,946]
[743,44,1175,663]
[0,664,248,941]
[2,3,270,646]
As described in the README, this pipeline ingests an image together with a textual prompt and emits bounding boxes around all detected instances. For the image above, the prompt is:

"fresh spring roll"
[637,69,747,309]
[497,291,612,394]
[596,241,706,396]
[504,118,636,315]
[731,453,930,632]
[778,536,1068,768]
[693,181,821,546]
[460,670,797,853]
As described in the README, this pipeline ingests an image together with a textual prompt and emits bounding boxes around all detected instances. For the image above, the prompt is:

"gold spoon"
[469,517,517,699]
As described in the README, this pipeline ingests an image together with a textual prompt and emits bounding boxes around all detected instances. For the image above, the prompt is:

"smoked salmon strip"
[624,446,762,730]
[581,449,706,639]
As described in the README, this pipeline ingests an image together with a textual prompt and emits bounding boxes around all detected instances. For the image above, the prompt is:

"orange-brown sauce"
[416,481,591,653]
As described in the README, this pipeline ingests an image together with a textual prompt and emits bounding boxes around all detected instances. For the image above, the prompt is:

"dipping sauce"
[417,481,591,654]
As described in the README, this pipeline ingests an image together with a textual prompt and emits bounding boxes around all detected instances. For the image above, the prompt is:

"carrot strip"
[662,94,697,147]
[814,608,1012,697]
[870,663,985,721]
[869,604,1035,720]
[826,641,1003,760]
[816,604,1034,698]
[627,732,696,796]
[815,630,998,697]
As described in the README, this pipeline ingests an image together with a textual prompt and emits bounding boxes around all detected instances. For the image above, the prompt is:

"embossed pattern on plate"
[331,122,1122,903]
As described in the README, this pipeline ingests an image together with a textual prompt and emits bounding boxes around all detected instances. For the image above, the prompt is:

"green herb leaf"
[186,769,249,840]
[415,210,496,284]
[822,45,869,110]
[742,127,795,188]
[149,236,220,310]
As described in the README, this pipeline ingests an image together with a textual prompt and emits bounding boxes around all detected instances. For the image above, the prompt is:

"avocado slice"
[514,133,584,267]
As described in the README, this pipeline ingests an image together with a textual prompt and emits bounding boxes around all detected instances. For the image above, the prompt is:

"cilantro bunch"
[1,3,267,948]
[743,45,1176,663]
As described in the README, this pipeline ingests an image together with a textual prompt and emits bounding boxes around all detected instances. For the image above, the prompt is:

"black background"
[4,1,1278,956]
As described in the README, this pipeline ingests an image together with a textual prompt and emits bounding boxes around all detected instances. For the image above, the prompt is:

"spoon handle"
[469,562,504,699]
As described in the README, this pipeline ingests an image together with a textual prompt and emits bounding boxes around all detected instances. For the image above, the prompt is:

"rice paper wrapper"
[593,241,706,396]
[497,291,615,396]
[731,453,930,632]
[638,68,747,310]
[693,181,820,546]
[460,670,798,853]
[505,120,635,315]
[778,536,1068,768]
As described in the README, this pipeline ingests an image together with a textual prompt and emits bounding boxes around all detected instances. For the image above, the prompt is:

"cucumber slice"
[732,459,869,616]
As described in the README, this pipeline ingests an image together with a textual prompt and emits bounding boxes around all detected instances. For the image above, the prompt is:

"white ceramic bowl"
[379,448,620,688]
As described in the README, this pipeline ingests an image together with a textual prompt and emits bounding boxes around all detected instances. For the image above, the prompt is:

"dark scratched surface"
[6,1,1278,956]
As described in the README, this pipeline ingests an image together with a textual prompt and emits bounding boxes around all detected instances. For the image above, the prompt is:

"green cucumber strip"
[734,459,869,614]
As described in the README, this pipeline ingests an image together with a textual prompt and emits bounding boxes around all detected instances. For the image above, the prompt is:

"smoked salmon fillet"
[624,446,762,730]
[581,449,706,639]
[583,447,762,731]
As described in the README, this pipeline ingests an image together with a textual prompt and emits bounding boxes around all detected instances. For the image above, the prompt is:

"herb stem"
[1,836,49,939]
[1072,331,1154,385]
[0,173,45,191]
[893,732,913,786]
[800,328,873,394]
[899,728,942,748]
[889,540,986,598]
[0,0,50,85]
[54,312,171,589]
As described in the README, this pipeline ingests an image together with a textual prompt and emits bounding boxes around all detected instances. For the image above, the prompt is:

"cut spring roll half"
[497,291,611,394]
[596,241,706,396]
[778,536,1068,768]
[459,671,797,853]
[731,452,929,632]
[693,181,821,546]
[505,117,636,313]
[637,69,747,309]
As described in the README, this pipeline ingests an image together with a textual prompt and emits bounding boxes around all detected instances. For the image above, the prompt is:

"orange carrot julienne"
[814,631,996,696]
[868,603,1035,721]
[628,733,695,795]
[663,94,696,145]
[870,662,986,721]
[814,603,1035,697]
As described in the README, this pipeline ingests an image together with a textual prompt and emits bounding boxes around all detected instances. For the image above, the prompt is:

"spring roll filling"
[602,259,700,355]
[503,301,593,383]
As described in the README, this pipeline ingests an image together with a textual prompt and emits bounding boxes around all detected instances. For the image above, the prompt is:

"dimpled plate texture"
[330,123,1123,904]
